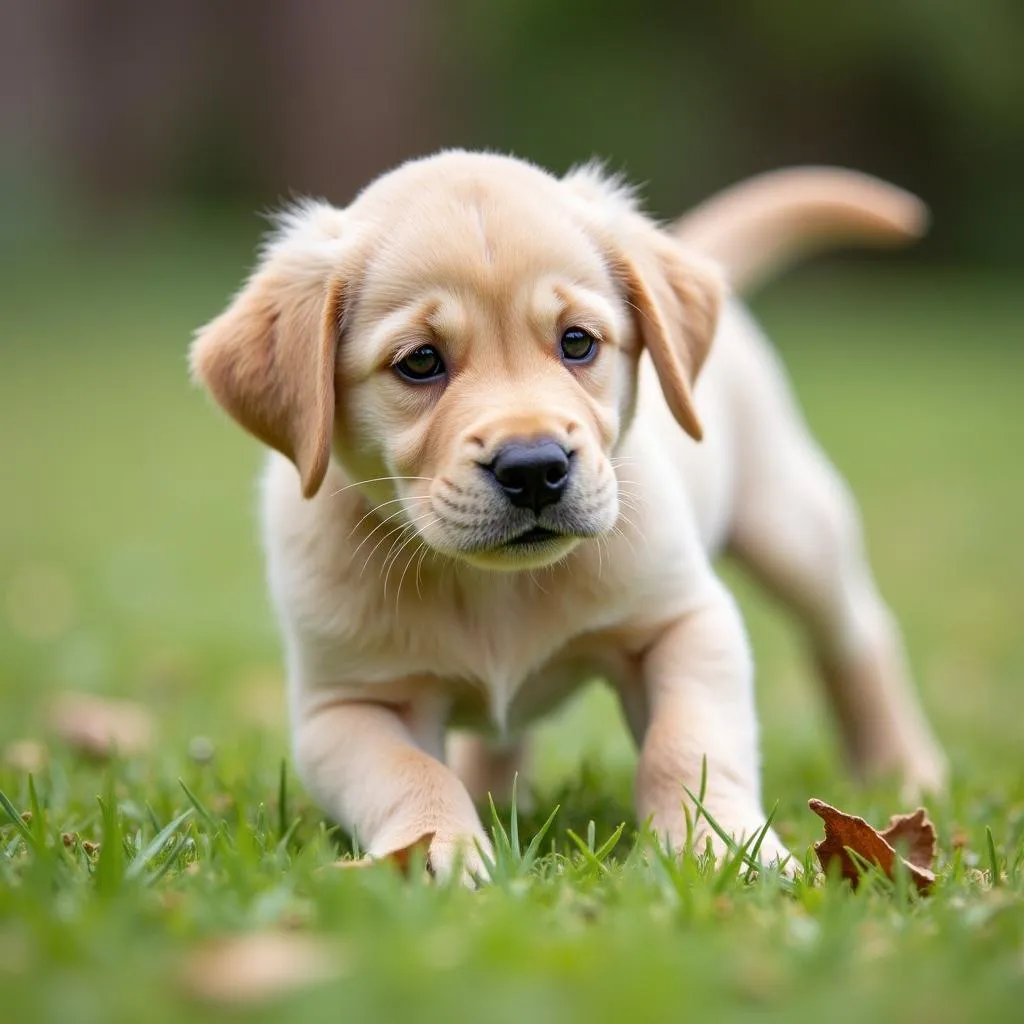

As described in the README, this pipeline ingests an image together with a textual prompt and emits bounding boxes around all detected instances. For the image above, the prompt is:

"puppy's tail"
[672,167,928,295]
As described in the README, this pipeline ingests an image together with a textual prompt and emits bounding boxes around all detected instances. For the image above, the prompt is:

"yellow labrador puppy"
[191,151,947,877]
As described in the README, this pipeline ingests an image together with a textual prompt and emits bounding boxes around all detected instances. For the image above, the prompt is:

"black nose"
[488,440,570,512]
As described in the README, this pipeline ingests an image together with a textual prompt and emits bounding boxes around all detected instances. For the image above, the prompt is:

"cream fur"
[192,151,947,880]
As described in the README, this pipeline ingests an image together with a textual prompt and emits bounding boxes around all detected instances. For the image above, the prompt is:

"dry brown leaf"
[880,807,936,868]
[180,931,336,1005]
[809,798,936,894]
[332,832,434,875]
[3,739,49,773]
[47,692,154,759]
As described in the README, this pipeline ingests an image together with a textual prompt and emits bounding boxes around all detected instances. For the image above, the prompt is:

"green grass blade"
[178,780,218,830]
[986,826,1001,887]
[278,759,288,841]
[522,804,560,866]
[712,833,757,894]
[27,774,44,847]
[566,828,607,873]
[144,833,193,887]
[124,808,194,881]
[94,782,125,896]
[276,816,303,854]
[0,788,37,851]
[683,786,795,891]
[748,803,778,865]
[487,793,512,855]
[509,774,520,859]
[593,822,626,863]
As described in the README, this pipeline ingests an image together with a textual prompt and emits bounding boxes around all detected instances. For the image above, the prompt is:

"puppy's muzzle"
[482,438,571,514]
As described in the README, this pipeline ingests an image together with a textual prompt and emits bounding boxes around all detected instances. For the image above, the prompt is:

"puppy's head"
[191,151,723,571]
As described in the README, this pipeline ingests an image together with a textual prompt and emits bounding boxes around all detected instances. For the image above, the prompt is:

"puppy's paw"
[425,831,495,887]
[368,825,493,887]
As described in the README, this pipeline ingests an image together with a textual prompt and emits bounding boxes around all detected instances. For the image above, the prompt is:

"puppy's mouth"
[503,526,562,548]
[437,516,586,570]
[419,470,619,570]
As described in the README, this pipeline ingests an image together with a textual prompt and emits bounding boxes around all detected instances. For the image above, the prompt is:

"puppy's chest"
[378,577,606,692]
[300,562,637,728]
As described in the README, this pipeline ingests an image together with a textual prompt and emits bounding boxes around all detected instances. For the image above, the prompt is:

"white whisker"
[351,504,414,562]
[391,518,438,608]
[328,474,434,499]
[610,524,639,560]
[347,494,430,539]
[379,509,438,580]
[528,569,549,595]
[616,509,640,532]
[360,521,412,579]
[360,508,439,580]
[414,542,430,599]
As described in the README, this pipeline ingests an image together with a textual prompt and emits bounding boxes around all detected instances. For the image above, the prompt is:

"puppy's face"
[191,152,723,572]
[338,171,639,569]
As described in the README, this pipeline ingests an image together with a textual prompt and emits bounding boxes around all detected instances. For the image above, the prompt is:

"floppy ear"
[616,231,725,442]
[190,205,351,498]
[561,164,724,441]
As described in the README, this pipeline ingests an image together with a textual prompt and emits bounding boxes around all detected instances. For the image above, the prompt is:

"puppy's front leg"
[636,586,790,866]
[294,699,494,882]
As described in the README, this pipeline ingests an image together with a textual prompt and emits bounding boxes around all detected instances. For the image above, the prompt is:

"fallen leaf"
[332,832,434,875]
[809,798,936,894]
[47,692,154,759]
[880,807,936,868]
[180,931,336,1005]
[3,739,49,773]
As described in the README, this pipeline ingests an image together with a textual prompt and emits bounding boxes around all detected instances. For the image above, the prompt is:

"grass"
[1,217,1023,1021]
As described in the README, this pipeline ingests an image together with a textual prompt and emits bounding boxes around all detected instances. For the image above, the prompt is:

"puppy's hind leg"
[447,732,533,810]
[728,419,948,798]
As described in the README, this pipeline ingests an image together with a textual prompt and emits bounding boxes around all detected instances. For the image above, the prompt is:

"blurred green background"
[1,0,1022,823]
[3,2,1024,262]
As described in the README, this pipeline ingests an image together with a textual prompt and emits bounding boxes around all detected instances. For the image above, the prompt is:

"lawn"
[2,217,1023,1022]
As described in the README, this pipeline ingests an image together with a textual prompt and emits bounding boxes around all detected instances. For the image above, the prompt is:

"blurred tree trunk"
[0,0,441,206]
[249,0,440,202]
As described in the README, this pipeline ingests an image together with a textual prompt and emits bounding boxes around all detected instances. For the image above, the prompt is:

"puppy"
[191,151,947,877]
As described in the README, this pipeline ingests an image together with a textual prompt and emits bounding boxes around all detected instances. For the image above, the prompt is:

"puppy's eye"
[395,345,446,382]
[560,327,597,364]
